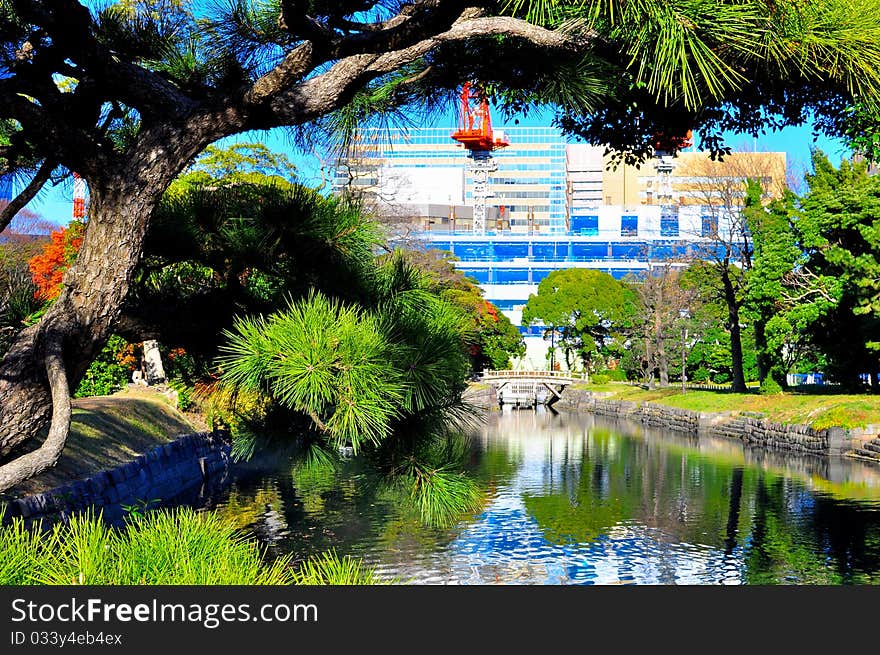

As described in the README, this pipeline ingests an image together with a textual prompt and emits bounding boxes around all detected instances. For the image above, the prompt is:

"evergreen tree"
[788,152,880,388]
[2,0,880,489]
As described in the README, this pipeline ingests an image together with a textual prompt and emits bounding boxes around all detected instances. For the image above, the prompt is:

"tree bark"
[0,120,224,486]
[0,329,71,490]
[724,271,748,392]
[754,318,767,384]
[658,342,669,387]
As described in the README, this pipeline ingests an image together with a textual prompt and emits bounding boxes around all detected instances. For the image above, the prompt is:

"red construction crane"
[72,172,86,220]
[652,130,693,153]
[450,83,509,234]
[451,83,510,152]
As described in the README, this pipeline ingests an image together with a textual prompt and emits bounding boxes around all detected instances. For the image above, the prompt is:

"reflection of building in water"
[446,410,880,584]
[454,409,742,584]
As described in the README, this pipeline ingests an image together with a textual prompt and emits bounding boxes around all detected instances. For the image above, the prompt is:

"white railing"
[482,369,590,382]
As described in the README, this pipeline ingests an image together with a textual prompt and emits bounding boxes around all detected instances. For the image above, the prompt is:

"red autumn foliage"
[483,300,499,323]
[28,221,84,300]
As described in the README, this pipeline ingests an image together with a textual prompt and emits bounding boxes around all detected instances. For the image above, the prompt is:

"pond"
[199,408,880,584]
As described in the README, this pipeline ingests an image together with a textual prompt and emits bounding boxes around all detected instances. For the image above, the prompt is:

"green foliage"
[276,429,484,531]
[0,267,43,357]
[683,323,759,385]
[378,432,484,530]
[300,0,880,165]
[522,268,638,370]
[744,188,803,385]
[74,336,137,398]
[548,0,880,163]
[390,250,524,371]
[760,377,783,395]
[130,174,383,362]
[191,380,275,461]
[292,550,387,585]
[219,267,471,453]
[599,368,628,381]
[166,378,193,412]
[0,507,294,585]
[1,234,50,356]
[786,152,880,387]
[185,142,297,185]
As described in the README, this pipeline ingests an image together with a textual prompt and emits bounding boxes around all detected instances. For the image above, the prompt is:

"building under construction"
[331,111,786,368]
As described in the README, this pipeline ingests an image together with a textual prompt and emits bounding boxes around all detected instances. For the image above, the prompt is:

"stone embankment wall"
[464,383,500,410]
[559,392,853,458]
[2,431,231,524]
[853,435,880,462]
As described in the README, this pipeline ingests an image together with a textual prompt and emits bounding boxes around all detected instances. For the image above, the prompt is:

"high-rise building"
[334,126,568,233]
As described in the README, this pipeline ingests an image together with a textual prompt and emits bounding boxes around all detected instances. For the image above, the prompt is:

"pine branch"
[260,10,591,125]
[0,158,55,233]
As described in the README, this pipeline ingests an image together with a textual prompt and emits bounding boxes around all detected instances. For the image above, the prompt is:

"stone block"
[110,467,127,485]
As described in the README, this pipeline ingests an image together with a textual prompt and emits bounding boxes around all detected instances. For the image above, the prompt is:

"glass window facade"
[701,214,718,238]
[570,214,599,236]
[0,176,12,202]
[660,208,679,237]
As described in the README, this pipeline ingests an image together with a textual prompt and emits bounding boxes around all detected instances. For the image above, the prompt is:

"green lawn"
[5,386,198,497]
[578,383,880,430]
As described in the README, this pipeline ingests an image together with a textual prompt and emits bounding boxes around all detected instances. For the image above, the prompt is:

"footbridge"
[481,369,589,408]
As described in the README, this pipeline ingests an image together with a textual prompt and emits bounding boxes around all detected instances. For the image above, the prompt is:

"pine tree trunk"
[0,183,167,456]
[0,122,219,491]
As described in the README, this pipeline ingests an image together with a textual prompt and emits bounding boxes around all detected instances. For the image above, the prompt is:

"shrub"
[760,377,783,395]
[219,285,470,453]
[166,378,193,412]
[28,221,84,300]
[596,368,627,381]
[75,335,138,398]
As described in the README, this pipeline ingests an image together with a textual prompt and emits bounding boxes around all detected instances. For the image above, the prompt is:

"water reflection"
[202,408,880,584]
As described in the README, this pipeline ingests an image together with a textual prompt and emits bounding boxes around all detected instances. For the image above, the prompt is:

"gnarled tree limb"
[0,331,71,491]
[0,158,55,233]
[264,12,591,124]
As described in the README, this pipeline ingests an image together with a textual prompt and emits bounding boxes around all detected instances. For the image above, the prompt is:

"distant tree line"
[522,151,880,392]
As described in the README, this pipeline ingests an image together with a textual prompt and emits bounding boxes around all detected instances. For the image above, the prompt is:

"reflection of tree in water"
[209,430,490,566]
[201,411,880,583]
[743,475,880,584]
[517,420,880,584]
[523,428,742,548]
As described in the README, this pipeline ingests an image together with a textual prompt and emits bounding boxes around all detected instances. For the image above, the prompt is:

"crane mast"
[72,172,86,220]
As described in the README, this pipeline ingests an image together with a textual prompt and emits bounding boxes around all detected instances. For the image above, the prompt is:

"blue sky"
[20,114,850,228]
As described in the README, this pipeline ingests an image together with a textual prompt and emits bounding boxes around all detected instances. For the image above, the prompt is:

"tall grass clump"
[0,507,293,585]
[0,506,387,586]
[0,510,43,585]
[292,550,387,585]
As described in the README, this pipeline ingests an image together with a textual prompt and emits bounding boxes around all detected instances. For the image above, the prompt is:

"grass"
[578,383,880,430]
[0,507,385,586]
[0,507,294,585]
[5,386,197,497]
[292,550,388,585]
